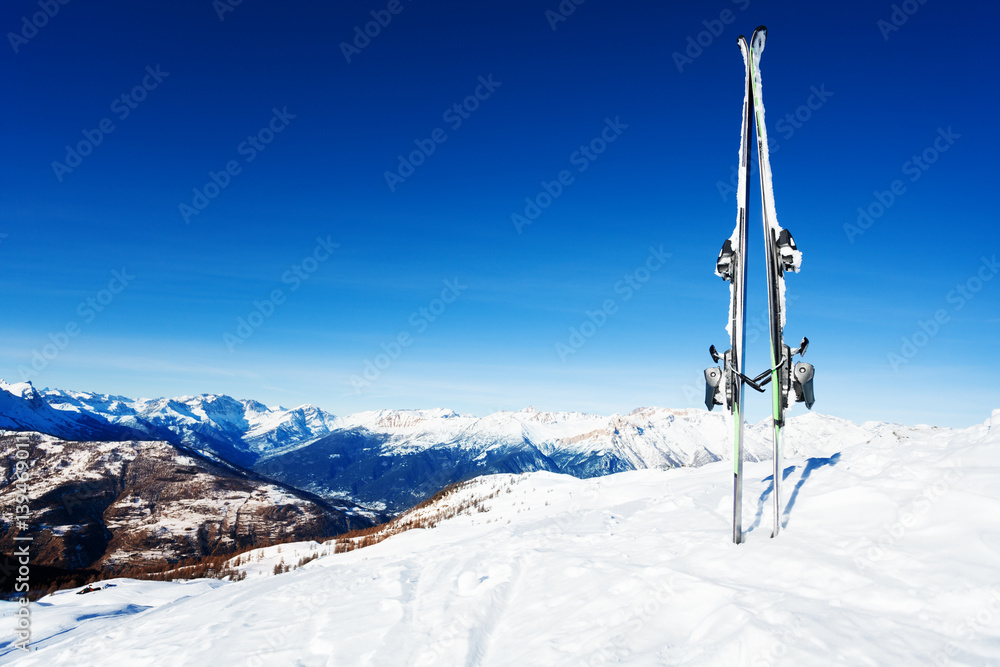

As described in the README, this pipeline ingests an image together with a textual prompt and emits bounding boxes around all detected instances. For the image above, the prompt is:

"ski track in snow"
[3,411,1000,666]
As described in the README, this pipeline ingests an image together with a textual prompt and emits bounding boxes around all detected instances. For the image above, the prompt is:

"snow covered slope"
[0,381,142,443]
[0,382,954,514]
[6,410,998,665]
[254,408,922,512]
[0,432,375,574]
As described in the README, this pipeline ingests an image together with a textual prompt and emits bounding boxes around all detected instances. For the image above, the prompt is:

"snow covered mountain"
[0,431,375,578]
[0,381,143,443]
[34,385,341,466]
[253,407,913,511]
[6,410,998,665]
[0,382,942,514]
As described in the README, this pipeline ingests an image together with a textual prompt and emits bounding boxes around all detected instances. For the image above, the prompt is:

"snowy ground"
[3,411,999,666]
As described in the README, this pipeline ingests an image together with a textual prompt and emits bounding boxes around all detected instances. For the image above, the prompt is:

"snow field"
[3,411,999,665]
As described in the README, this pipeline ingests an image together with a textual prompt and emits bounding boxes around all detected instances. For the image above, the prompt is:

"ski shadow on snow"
[748,452,841,533]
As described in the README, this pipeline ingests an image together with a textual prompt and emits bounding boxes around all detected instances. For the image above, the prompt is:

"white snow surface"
[5,410,999,665]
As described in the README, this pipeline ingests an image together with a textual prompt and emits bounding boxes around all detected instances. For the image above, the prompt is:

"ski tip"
[754,25,768,34]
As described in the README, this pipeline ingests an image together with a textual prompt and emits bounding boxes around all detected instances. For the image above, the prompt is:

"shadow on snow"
[748,452,841,533]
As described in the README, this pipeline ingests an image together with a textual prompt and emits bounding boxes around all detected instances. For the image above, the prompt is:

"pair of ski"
[704,26,816,544]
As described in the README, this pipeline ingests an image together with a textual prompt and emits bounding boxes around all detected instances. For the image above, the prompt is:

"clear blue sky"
[1,0,996,427]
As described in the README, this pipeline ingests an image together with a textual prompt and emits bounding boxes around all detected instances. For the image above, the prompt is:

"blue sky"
[1,0,996,427]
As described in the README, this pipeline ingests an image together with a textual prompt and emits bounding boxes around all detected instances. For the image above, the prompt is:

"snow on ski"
[704,34,753,545]
[748,25,815,539]
[708,25,816,542]
[749,25,784,540]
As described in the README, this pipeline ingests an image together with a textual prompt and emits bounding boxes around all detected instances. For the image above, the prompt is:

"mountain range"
[0,380,939,512]
[0,431,371,575]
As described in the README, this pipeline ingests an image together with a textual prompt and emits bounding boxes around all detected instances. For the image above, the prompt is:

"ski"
[705,26,816,543]
[747,25,815,538]
[704,34,753,545]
